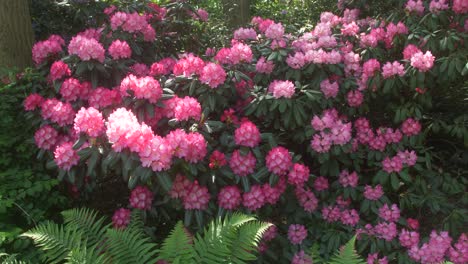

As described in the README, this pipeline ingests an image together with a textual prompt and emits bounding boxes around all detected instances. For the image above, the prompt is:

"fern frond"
[61,208,110,248]
[105,225,157,264]
[0,253,29,264]
[127,209,145,232]
[22,221,82,264]
[156,221,196,263]
[228,221,271,262]
[328,236,366,264]
[66,240,111,264]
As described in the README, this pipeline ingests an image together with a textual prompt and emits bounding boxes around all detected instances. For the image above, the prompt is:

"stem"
[13,201,37,226]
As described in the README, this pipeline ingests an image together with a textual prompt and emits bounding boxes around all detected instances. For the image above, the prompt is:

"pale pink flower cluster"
[410,51,435,72]
[112,208,131,229]
[265,23,285,40]
[382,61,405,79]
[347,90,364,107]
[165,129,207,164]
[310,109,352,152]
[453,0,468,14]
[295,186,318,212]
[367,253,388,264]
[314,176,329,191]
[60,78,90,102]
[229,43,253,64]
[73,107,105,137]
[340,209,360,226]
[183,180,210,210]
[229,149,256,177]
[199,62,226,88]
[77,28,102,40]
[448,234,468,264]
[401,118,421,136]
[234,120,261,148]
[397,150,418,166]
[129,186,153,210]
[378,204,400,222]
[150,58,175,76]
[403,44,421,60]
[268,80,295,99]
[291,250,313,264]
[68,35,105,63]
[34,125,59,151]
[130,63,149,76]
[322,205,341,222]
[286,52,306,69]
[242,185,265,211]
[50,61,71,81]
[256,57,275,74]
[429,0,449,13]
[382,156,403,173]
[288,163,310,186]
[173,54,205,76]
[40,99,75,126]
[363,59,381,77]
[32,35,65,64]
[110,12,149,33]
[54,141,80,171]
[322,205,360,226]
[169,96,202,122]
[320,79,339,98]
[405,0,425,15]
[374,222,398,241]
[24,94,44,111]
[339,170,359,188]
[251,17,274,33]
[108,40,132,59]
[266,146,293,176]
[409,231,452,264]
[87,87,121,109]
[218,186,242,210]
[169,174,192,199]
[288,224,307,245]
[120,74,162,103]
[364,185,384,200]
[233,28,257,40]
[399,229,420,248]
[341,22,360,36]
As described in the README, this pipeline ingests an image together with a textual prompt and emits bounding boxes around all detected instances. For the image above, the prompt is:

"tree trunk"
[223,0,251,28]
[0,0,34,69]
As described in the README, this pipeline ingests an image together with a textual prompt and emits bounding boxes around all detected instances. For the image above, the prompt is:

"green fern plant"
[327,236,366,264]
[22,208,270,264]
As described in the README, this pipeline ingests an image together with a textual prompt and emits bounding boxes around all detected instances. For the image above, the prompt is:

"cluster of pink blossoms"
[322,205,360,227]
[288,224,307,245]
[54,142,80,171]
[410,51,435,72]
[40,98,76,127]
[382,149,417,173]
[129,186,153,210]
[339,170,359,188]
[112,208,131,229]
[173,54,205,77]
[34,125,59,151]
[50,61,71,81]
[234,120,261,147]
[378,204,401,222]
[199,62,226,88]
[255,57,275,74]
[108,40,132,59]
[405,0,425,15]
[24,93,44,111]
[401,118,422,136]
[233,27,257,40]
[215,42,253,65]
[320,79,339,98]
[170,175,210,210]
[310,109,352,153]
[382,61,405,79]
[291,250,313,264]
[367,253,388,264]
[87,87,121,109]
[295,186,318,212]
[314,176,329,191]
[363,185,384,200]
[229,149,256,177]
[266,146,293,176]
[110,11,155,41]
[32,35,65,65]
[73,107,105,137]
[68,35,105,63]
[60,78,91,102]
[208,150,227,169]
[408,231,452,264]
[218,185,242,210]
[268,80,295,99]
[354,118,405,151]
[120,74,162,103]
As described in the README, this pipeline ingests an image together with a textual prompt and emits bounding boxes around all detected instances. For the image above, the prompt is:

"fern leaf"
[66,240,111,264]
[105,225,157,264]
[228,221,271,262]
[328,236,366,264]
[0,253,29,264]
[61,208,110,248]
[157,221,196,263]
[22,221,82,264]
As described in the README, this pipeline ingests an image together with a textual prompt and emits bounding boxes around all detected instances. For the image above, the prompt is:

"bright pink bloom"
[288,163,310,186]
[229,43,253,64]
[340,209,360,226]
[397,150,418,166]
[347,90,364,107]
[234,120,261,148]
[403,44,421,60]
[183,181,210,210]
[68,35,105,63]
[60,78,86,102]
[268,80,295,99]
[173,96,201,122]
[448,234,468,264]
[453,0,468,14]
[209,150,227,169]
[130,63,149,76]
[73,107,104,137]
[40,99,75,126]
[120,74,162,103]
[265,23,284,40]
[112,208,131,229]
[256,57,275,74]
[32,35,64,64]
[199,62,226,88]
[364,185,384,200]
[77,28,102,40]
[194,9,209,22]
[165,129,189,159]
[184,132,207,163]
[367,253,388,264]
[286,52,306,69]
[295,187,318,212]
[169,174,191,199]
[173,54,205,77]
[129,186,153,210]
[291,250,313,264]
[363,59,381,77]
[399,229,420,248]
[24,94,44,111]
[407,218,420,230]
[242,185,265,211]
[50,61,71,81]
[382,61,405,78]
[341,22,360,36]
[54,142,80,171]
[288,224,307,245]
[229,149,256,177]
[379,204,401,222]
[339,170,359,188]
[108,40,132,59]
[382,156,403,173]
[322,206,341,222]
[410,51,435,72]
[218,186,242,210]
[320,79,339,98]
[34,125,59,151]
[266,146,293,176]
[105,108,141,152]
[401,118,421,136]
[405,0,425,15]
[88,87,121,109]
[263,225,277,241]
[374,222,398,241]
[234,28,257,40]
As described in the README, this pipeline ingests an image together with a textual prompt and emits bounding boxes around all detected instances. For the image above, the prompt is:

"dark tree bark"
[0,0,34,69]
[222,0,251,28]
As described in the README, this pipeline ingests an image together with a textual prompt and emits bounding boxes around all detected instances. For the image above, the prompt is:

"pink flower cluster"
[314,176,329,191]
[265,22,284,40]
[229,149,256,177]
[87,87,121,109]
[73,107,105,137]
[41,99,76,126]
[233,28,257,40]
[295,186,318,212]
[322,205,360,226]
[24,94,44,111]
[401,118,421,136]
[266,146,293,176]
[310,109,352,153]
[364,185,384,200]
[54,142,80,171]
[405,0,425,15]
[234,120,261,147]
[112,208,131,229]
[215,43,253,65]
[339,170,359,188]
[268,80,295,99]
[199,62,226,88]
[108,40,132,59]
[209,150,227,169]
[32,35,65,64]
[408,231,453,264]
[410,51,435,72]
[367,253,388,264]
[50,61,71,81]
[34,125,59,151]
[68,35,105,63]
[60,78,90,102]
[291,250,313,264]
[256,57,275,74]
[429,0,449,13]
[129,186,153,210]
[120,74,162,103]
[378,204,400,222]
[320,79,339,98]
[218,186,242,210]
[382,61,405,79]
[173,54,205,77]
[288,224,307,245]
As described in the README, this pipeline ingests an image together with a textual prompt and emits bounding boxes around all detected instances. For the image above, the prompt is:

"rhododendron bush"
[24,0,467,263]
